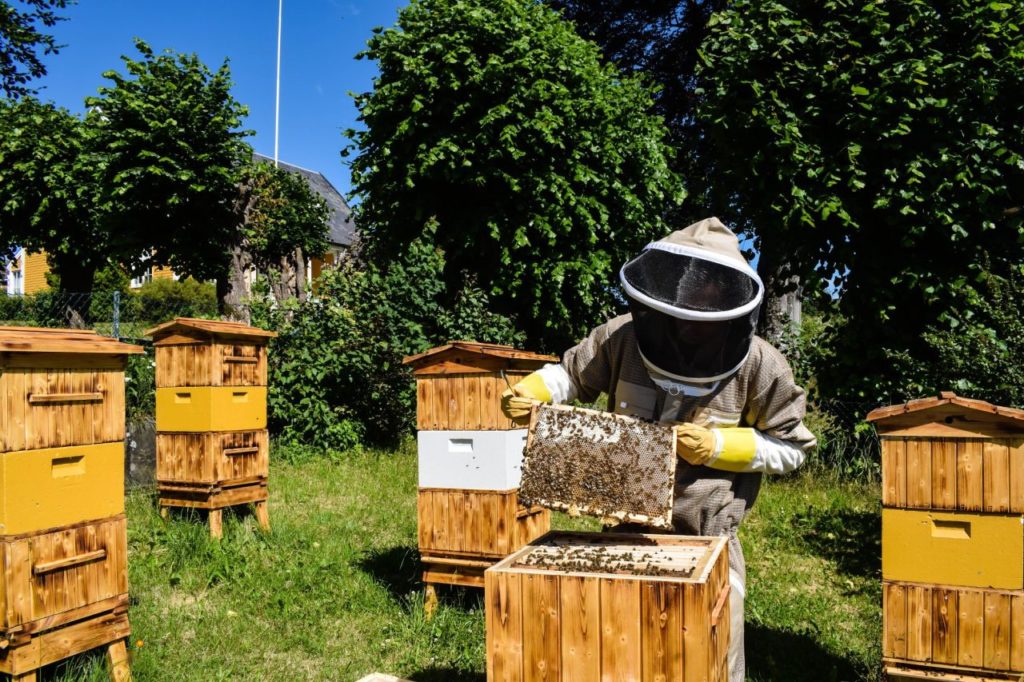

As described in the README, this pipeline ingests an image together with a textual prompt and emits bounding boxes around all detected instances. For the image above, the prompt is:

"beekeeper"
[500,217,816,682]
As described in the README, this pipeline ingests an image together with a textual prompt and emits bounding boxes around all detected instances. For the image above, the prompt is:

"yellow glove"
[500,371,552,426]
[674,422,717,466]
[675,423,758,471]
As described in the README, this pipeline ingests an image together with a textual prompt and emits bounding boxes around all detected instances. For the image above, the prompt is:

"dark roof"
[253,152,356,248]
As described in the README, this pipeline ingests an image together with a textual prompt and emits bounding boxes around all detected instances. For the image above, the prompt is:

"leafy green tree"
[696,0,1024,401]
[0,96,105,292]
[232,159,331,305]
[0,0,69,98]
[86,39,251,302]
[347,0,683,351]
[886,257,1024,408]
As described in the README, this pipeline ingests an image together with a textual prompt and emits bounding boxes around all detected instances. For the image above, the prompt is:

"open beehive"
[519,403,677,528]
[0,327,140,682]
[486,531,730,682]
[868,392,1024,682]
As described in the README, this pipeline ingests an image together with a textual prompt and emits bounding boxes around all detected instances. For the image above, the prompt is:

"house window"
[130,268,153,289]
[6,254,24,296]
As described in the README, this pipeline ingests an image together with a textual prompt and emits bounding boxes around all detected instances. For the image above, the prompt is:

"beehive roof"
[0,326,144,355]
[866,391,1024,437]
[144,317,277,344]
[403,341,557,375]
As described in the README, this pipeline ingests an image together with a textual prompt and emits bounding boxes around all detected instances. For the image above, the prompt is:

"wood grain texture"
[559,577,600,682]
[0,367,125,453]
[932,587,958,665]
[985,592,1012,671]
[957,441,985,512]
[522,574,560,682]
[906,440,932,509]
[641,583,683,682]
[958,589,985,668]
[0,516,127,630]
[984,441,1012,513]
[883,439,907,508]
[600,578,641,682]
[884,582,908,659]
[156,430,269,486]
[486,532,728,682]
[487,570,524,682]
[932,440,958,510]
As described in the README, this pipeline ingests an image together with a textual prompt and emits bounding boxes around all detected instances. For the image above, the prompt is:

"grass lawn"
[44,441,881,681]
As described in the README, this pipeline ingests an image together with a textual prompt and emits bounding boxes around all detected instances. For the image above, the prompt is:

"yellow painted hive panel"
[155,386,268,432]
[882,508,1024,589]
[0,442,124,536]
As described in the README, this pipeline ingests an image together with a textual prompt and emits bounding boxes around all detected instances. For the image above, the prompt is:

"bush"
[131,277,217,323]
[254,237,522,451]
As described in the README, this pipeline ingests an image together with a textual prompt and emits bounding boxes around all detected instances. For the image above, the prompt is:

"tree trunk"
[219,245,252,323]
[48,253,98,327]
[268,247,306,303]
[756,244,801,347]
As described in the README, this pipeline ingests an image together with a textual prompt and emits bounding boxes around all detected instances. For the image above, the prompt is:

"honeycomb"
[518,403,676,528]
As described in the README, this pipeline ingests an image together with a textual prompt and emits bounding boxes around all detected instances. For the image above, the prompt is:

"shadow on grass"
[793,507,880,581]
[409,669,484,682]
[747,622,865,682]
[357,545,485,613]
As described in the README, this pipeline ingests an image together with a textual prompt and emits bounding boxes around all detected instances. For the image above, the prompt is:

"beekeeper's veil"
[619,217,763,389]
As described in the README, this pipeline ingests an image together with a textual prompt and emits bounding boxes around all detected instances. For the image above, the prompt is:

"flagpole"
[274,0,282,167]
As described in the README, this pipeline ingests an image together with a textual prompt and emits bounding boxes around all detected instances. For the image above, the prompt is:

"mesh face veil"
[619,230,763,384]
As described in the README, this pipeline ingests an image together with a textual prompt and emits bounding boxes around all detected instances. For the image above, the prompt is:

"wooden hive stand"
[402,342,556,615]
[868,392,1024,682]
[486,531,731,682]
[0,326,142,681]
[146,318,277,539]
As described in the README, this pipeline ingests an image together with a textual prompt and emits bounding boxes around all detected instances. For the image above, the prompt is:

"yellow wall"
[152,265,175,281]
[23,250,51,294]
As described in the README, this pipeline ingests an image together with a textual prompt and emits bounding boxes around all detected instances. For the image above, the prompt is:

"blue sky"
[34,0,408,198]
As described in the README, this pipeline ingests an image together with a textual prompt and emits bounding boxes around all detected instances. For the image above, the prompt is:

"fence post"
[112,291,120,339]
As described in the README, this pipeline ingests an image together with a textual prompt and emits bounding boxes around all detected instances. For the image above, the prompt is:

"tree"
[346,0,683,351]
[0,0,69,99]
[695,0,1024,401]
[228,158,331,313]
[0,96,106,292]
[86,40,251,304]
[892,257,1024,409]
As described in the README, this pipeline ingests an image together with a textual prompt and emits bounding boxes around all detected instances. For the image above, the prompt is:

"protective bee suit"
[502,217,816,682]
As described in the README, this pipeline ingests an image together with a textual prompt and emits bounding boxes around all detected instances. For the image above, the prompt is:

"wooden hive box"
[485,531,731,682]
[146,318,277,539]
[868,392,1024,682]
[403,342,556,605]
[0,327,141,682]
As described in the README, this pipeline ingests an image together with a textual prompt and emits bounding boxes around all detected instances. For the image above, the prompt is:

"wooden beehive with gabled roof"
[868,392,1024,681]
[404,341,558,431]
[402,342,557,612]
[146,318,277,539]
[0,326,140,682]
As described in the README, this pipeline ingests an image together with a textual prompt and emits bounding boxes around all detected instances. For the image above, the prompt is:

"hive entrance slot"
[51,455,86,478]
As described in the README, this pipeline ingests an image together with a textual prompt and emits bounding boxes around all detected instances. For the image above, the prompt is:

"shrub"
[255,237,522,451]
[131,277,217,323]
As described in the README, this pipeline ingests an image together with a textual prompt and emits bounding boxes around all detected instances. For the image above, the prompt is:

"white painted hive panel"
[418,429,528,490]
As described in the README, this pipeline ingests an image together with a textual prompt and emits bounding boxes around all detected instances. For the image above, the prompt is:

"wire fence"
[0,289,225,342]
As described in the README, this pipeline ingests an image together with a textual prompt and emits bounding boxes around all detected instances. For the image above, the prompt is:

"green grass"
[40,441,882,681]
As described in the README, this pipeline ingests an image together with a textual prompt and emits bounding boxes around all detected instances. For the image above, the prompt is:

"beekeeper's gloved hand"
[500,372,552,426]
[675,422,757,470]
